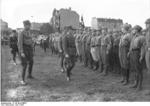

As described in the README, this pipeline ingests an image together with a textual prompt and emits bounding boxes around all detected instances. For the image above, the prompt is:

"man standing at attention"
[18,20,34,85]
[145,18,150,72]
[119,24,132,85]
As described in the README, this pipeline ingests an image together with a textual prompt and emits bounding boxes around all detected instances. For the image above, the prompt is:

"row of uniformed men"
[49,18,150,90]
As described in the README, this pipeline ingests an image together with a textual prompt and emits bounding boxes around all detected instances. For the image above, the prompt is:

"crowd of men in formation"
[9,18,150,91]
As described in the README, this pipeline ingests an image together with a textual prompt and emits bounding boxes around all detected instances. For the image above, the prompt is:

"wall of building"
[59,9,79,29]
[31,22,43,31]
[50,8,80,31]
[91,18,123,31]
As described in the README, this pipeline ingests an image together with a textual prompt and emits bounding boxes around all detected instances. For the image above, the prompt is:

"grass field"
[1,45,150,101]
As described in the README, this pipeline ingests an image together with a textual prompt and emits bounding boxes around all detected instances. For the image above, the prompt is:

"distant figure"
[9,30,19,65]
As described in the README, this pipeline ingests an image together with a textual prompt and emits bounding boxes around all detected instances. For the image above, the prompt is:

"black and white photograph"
[1,0,150,103]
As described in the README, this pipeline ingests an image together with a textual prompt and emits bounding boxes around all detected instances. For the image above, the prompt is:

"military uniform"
[81,33,88,67]
[129,25,145,90]
[52,34,57,54]
[145,18,150,72]
[119,32,132,84]
[100,33,112,75]
[49,34,54,54]
[58,32,65,72]
[91,36,100,61]
[18,20,34,83]
[85,33,94,69]
[112,32,121,73]
[62,30,76,81]
[9,32,18,63]
[75,33,82,61]
[97,34,103,72]
[53,33,59,54]
[80,33,85,62]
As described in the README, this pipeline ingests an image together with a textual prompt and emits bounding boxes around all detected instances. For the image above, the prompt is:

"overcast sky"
[1,0,150,29]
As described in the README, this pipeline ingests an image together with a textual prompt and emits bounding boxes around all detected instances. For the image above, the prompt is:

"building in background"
[31,22,44,37]
[91,17,123,31]
[1,19,8,31]
[1,19,11,45]
[31,22,43,31]
[50,8,80,32]
[0,19,11,37]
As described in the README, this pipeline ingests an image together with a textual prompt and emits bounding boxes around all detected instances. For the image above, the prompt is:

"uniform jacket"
[112,33,121,47]
[85,35,92,50]
[119,33,132,69]
[101,34,112,52]
[146,29,150,51]
[18,29,33,53]
[129,34,146,59]
[119,33,132,48]
[58,34,64,52]
[9,35,18,49]
[62,33,76,56]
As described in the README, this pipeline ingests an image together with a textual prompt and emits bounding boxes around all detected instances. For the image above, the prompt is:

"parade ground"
[1,45,150,101]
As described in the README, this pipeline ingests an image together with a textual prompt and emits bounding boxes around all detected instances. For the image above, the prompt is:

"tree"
[40,23,54,35]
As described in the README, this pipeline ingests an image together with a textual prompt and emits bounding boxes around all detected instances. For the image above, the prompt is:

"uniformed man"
[128,25,145,90]
[79,30,84,62]
[100,28,112,76]
[54,32,60,54]
[62,26,77,81]
[119,24,132,85]
[96,29,104,73]
[58,30,66,72]
[51,34,56,54]
[85,29,94,69]
[78,30,84,62]
[49,33,54,55]
[145,18,150,72]
[81,30,89,67]
[9,30,19,65]
[18,20,34,85]
[75,30,82,62]
[111,30,121,73]
[90,30,100,70]
[99,28,107,73]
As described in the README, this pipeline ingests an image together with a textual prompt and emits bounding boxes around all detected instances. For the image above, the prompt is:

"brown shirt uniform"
[18,30,33,54]
[119,33,132,69]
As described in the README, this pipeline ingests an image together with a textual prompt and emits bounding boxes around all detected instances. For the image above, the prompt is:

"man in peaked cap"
[62,26,77,81]
[90,29,101,70]
[81,30,89,67]
[18,20,34,85]
[111,30,121,73]
[128,25,145,90]
[100,28,112,76]
[119,24,133,85]
[145,18,150,72]
[75,29,82,62]
[85,29,94,69]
